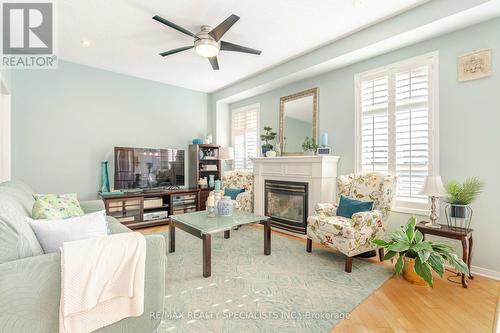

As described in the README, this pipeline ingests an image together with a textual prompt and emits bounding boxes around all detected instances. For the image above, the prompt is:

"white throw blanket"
[59,232,146,333]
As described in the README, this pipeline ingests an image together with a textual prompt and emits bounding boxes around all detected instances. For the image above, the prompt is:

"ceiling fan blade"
[153,15,195,37]
[220,41,261,55]
[159,46,193,57]
[209,14,240,41]
[208,56,219,70]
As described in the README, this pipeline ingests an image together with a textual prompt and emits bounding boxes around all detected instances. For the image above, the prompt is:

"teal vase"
[100,161,110,193]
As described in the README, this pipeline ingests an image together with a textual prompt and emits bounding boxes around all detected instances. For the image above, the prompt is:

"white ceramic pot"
[217,196,234,216]
[265,150,277,158]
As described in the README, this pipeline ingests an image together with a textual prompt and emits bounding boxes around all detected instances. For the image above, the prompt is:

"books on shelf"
[201,165,218,171]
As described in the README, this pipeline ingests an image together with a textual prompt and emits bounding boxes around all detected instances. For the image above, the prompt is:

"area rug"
[157,226,392,333]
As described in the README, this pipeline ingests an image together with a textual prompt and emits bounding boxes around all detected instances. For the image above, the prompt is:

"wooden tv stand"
[100,188,212,230]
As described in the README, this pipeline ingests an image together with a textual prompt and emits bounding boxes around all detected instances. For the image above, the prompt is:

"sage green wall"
[228,18,500,273]
[11,61,208,199]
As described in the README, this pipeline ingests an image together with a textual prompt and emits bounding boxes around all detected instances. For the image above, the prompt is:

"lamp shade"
[419,176,446,197]
[218,147,234,160]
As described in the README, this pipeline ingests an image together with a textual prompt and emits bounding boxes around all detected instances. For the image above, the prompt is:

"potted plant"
[444,177,484,219]
[260,126,277,156]
[301,136,318,156]
[373,216,469,287]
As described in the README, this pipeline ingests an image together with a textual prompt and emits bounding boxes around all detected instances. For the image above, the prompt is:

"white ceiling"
[59,0,426,92]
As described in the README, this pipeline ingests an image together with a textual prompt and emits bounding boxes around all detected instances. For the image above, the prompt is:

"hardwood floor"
[139,224,500,333]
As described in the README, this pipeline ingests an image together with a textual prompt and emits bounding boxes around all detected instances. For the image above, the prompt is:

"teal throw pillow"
[336,195,373,219]
[224,188,245,200]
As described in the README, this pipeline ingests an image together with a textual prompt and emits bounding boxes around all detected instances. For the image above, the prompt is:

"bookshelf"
[188,144,221,190]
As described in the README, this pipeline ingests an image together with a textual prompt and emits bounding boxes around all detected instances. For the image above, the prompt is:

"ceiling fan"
[152,14,261,70]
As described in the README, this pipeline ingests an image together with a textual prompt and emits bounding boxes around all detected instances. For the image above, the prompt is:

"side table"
[415,222,473,288]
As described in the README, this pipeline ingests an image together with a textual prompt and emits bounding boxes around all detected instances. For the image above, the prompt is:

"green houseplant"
[301,136,318,155]
[444,177,484,218]
[260,126,277,156]
[373,217,469,287]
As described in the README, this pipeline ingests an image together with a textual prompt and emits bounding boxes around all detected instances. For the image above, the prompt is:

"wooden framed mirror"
[279,88,318,155]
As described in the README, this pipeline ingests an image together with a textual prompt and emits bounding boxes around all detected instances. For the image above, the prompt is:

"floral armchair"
[306,173,396,272]
[221,170,254,212]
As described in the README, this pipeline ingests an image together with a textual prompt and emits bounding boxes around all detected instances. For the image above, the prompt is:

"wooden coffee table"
[169,210,271,277]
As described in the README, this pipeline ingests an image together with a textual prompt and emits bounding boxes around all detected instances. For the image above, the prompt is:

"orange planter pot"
[402,257,428,286]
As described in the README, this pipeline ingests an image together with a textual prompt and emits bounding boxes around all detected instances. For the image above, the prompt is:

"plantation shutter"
[232,105,259,170]
[395,65,430,201]
[356,54,436,210]
[360,76,390,174]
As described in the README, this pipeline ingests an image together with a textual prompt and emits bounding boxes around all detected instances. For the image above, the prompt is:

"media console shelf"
[101,188,207,230]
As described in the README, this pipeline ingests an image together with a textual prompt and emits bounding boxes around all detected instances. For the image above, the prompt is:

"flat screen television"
[114,146,185,190]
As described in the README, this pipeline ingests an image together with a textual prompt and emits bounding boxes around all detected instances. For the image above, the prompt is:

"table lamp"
[218,147,234,160]
[218,147,234,171]
[419,175,446,229]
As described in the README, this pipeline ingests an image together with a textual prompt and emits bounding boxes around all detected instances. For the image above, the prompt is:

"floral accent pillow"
[32,193,84,219]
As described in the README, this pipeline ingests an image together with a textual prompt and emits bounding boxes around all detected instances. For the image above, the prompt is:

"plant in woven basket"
[444,177,484,205]
[373,216,469,287]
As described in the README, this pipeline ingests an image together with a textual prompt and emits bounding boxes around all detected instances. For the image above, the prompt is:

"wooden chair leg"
[306,238,312,252]
[345,256,353,273]
[378,248,384,262]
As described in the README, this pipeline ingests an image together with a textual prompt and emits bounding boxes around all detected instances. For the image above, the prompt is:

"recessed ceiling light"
[81,40,91,48]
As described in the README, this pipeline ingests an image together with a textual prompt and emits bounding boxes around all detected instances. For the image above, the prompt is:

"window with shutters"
[355,53,438,214]
[231,104,260,170]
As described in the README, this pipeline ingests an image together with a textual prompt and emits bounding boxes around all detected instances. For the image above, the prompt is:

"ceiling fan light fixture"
[194,39,219,58]
[153,15,261,70]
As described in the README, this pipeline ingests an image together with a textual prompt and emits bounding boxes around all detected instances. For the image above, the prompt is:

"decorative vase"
[207,205,216,218]
[265,150,276,158]
[402,257,427,286]
[213,190,223,209]
[208,175,215,188]
[100,161,110,193]
[262,146,273,156]
[304,150,315,156]
[217,196,234,216]
[192,138,204,144]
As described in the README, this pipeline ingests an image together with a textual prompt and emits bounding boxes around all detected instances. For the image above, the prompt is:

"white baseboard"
[471,265,500,281]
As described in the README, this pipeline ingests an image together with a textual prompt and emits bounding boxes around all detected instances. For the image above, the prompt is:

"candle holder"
[207,205,216,218]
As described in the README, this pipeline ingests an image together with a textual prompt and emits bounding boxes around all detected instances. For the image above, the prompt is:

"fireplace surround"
[252,156,340,236]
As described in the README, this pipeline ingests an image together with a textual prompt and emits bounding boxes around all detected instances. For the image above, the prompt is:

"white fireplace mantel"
[252,155,340,230]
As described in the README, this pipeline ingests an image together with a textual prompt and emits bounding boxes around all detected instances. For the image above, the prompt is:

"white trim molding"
[470,265,500,281]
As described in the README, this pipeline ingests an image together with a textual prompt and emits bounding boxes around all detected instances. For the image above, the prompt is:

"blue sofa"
[0,181,166,333]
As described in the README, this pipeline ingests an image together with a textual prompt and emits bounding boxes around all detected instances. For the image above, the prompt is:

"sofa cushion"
[0,180,35,215]
[32,193,84,219]
[336,195,373,219]
[224,187,245,200]
[307,215,356,239]
[0,183,43,264]
[27,211,108,253]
